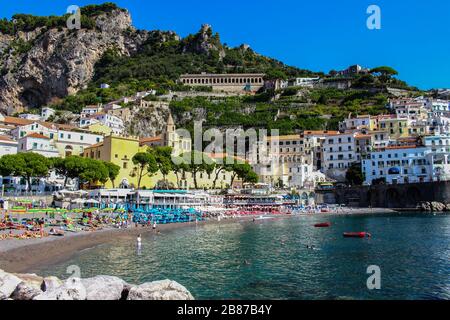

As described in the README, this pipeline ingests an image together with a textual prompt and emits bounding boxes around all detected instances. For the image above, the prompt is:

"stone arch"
[386,188,402,208]
[366,189,377,207]
[65,145,73,157]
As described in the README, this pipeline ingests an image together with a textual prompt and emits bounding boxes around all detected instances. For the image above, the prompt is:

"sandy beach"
[0,208,396,274]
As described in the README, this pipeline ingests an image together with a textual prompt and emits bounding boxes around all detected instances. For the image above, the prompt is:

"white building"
[18,133,60,158]
[0,135,18,156]
[249,134,326,189]
[81,105,103,118]
[81,113,124,135]
[56,129,103,157]
[11,121,103,158]
[18,114,42,121]
[12,122,58,140]
[41,107,55,121]
[289,77,320,88]
[426,99,449,114]
[0,170,65,194]
[426,115,450,135]
[339,115,375,131]
[362,144,450,185]
[322,132,357,181]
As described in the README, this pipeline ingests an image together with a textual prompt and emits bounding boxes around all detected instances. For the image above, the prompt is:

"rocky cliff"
[0,8,147,114]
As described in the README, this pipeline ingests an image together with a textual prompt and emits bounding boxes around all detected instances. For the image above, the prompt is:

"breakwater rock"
[418,201,450,212]
[0,269,194,300]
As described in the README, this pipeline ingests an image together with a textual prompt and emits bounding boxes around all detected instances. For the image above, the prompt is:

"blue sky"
[2,0,449,89]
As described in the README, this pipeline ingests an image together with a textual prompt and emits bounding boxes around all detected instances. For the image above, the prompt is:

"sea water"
[33,213,450,300]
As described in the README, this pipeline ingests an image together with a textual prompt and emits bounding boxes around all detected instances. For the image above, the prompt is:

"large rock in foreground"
[81,275,126,300]
[0,270,23,300]
[0,269,194,300]
[33,278,87,300]
[127,280,195,300]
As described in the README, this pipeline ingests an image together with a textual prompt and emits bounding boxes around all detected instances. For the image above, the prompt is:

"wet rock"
[431,202,445,212]
[41,276,63,292]
[421,202,431,211]
[11,282,42,300]
[33,278,87,300]
[81,275,126,300]
[15,273,44,290]
[127,280,195,300]
[120,282,135,300]
[0,269,22,300]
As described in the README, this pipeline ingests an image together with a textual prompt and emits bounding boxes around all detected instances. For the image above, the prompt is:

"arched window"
[65,145,73,157]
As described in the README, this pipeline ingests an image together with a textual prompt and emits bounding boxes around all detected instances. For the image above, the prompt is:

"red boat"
[314,222,331,228]
[343,232,371,238]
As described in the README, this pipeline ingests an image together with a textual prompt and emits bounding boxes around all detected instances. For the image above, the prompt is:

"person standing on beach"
[137,234,142,246]
[153,221,157,231]
[39,218,44,238]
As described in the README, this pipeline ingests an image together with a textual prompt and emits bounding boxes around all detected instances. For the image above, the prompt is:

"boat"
[343,232,371,238]
[314,222,331,228]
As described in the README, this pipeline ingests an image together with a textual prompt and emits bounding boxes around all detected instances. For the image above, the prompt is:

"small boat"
[314,222,331,228]
[343,232,371,238]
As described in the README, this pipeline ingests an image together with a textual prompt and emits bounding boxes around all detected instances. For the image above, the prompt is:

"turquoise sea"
[33,213,450,300]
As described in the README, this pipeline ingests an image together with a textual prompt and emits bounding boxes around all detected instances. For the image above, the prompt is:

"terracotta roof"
[22,133,50,140]
[1,116,75,131]
[140,136,163,144]
[376,145,419,151]
[85,142,104,149]
[205,152,246,162]
[303,130,339,136]
[267,134,300,141]
[2,116,33,126]
[0,135,16,143]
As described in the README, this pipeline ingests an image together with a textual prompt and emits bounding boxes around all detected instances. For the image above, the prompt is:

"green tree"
[180,151,213,189]
[346,163,365,186]
[370,66,398,84]
[104,161,120,188]
[264,68,288,80]
[78,158,109,187]
[131,152,158,189]
[211,157,233,189]
[51,156,87,187]
[0,153,51,191]
[171,156,188,189]
[229,162,256,187]
[243,170,259,184]
[149,146,173,184]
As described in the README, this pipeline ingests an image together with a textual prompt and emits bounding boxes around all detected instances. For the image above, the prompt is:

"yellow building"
[83,135,143,188]
[83,135,233,189]
[378,116,409,139]
[85,122,113,136]
[164,114,191,156]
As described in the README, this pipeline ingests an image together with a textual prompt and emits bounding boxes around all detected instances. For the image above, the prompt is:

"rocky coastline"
[0,269,194,300]
[418,201,450,212]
